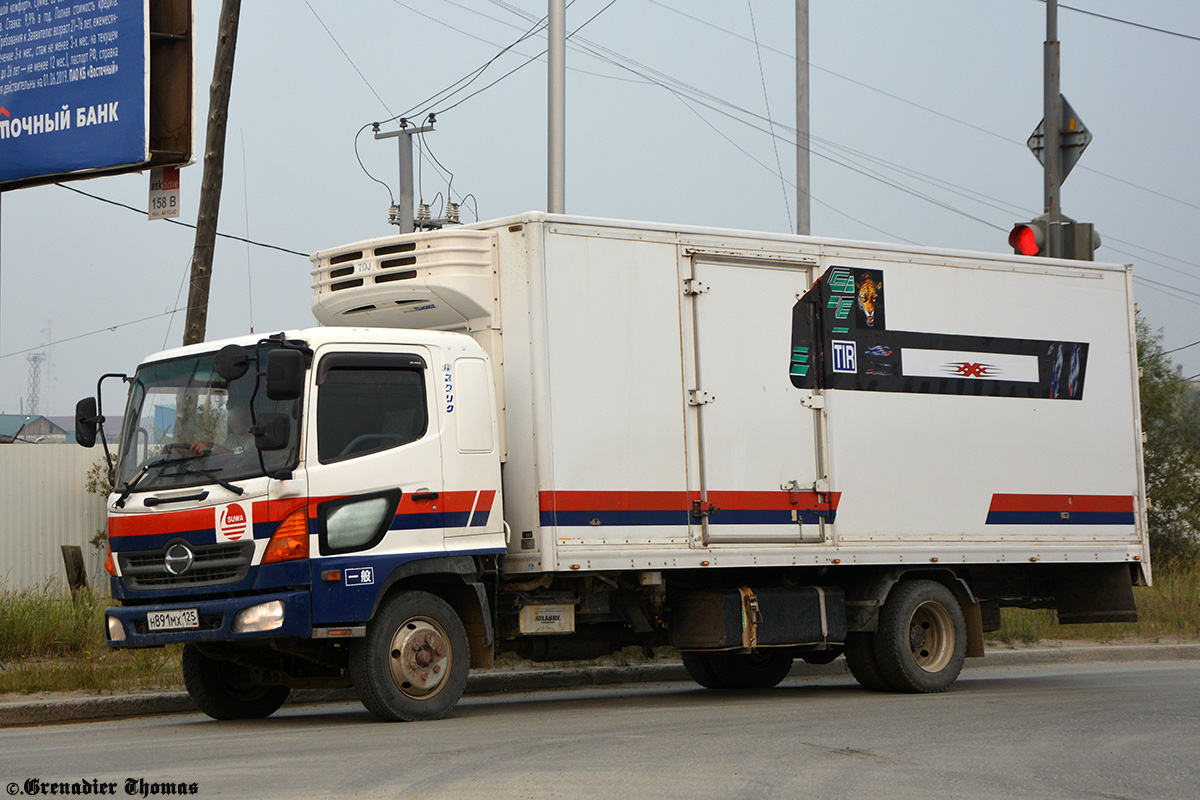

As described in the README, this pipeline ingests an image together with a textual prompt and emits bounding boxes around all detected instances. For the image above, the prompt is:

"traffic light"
[1009,215,1101,260]
[1062,221,1101,262]
[1009,219,1047,256]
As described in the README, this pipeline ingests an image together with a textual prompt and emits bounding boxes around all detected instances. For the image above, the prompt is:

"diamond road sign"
[1027,95,1092,181]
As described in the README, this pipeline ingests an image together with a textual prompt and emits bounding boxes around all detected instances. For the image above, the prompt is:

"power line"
[1036,0,1200,43]
[481,0,1009,233]
[0,307,187,362]
[1163,339,1200,355]
[746,0,791,231]
[641,0,1200,217]
[304,0,394,115]
[667,88,916,244]
[55,184,308,256]
[433,0,619,117]
[405,0,1200,305]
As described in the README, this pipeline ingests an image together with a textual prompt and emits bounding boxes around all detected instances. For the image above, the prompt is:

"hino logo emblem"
[164,543,195,576]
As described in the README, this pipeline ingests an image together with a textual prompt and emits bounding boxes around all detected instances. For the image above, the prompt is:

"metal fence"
[0,445,109,592]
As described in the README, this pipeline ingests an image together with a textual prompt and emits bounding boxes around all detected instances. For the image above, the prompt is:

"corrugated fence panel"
[0,445,109,592]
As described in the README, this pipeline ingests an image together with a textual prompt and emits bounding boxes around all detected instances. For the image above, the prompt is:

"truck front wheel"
[350,590,470,722]
[181,644,290,720]
[873,580,966,693]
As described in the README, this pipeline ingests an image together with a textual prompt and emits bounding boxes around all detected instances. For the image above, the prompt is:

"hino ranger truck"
[76,213,1149,721]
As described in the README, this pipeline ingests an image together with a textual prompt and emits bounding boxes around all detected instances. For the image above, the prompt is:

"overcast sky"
[2,0,1199,417]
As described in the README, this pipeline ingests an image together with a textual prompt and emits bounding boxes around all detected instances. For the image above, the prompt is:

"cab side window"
[316,353,428,463]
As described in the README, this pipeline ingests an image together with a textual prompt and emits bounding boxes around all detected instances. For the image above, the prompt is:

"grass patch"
[0,582,182,695]
[0,648,182,695]
[989,562,1200,644]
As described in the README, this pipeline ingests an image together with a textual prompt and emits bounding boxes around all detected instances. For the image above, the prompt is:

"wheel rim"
[387,616,452,699]
[907,600,955,673]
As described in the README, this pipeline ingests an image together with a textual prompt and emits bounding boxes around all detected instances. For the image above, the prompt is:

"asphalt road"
[2,660,1198,800]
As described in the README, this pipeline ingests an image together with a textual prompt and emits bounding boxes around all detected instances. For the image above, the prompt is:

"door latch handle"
[412,491,440,502]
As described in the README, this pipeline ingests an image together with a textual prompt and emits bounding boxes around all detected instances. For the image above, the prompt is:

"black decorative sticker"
[790,267,1088,400]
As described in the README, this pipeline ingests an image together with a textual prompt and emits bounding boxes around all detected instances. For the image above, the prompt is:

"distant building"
[0,414,70,444]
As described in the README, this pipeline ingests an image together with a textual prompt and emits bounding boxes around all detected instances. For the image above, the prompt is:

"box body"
[311,213,1148,581]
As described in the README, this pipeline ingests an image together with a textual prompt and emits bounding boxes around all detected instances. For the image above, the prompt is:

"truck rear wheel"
[710,650,794,689]
[844,632,892,691]
[181,644,290,720]
[350,590,469,722]
[680,652,728,689]
[874,580,966,693]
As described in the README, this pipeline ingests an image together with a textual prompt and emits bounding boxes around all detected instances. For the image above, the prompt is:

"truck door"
[304,347,444,625]
[687,257,831,545]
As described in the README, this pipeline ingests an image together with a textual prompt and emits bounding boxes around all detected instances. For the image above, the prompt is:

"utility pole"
[548,0,566,214]
[376,121,435,234]
[795,0,810,236]
[183,0,241,346]
[1043,0,1062,258]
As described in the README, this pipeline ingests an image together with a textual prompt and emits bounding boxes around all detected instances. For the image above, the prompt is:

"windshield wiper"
[113,452,205,508]
[180,465,245,496]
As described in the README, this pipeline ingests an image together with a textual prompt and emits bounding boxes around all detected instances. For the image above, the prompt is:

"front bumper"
[105,590,312,648]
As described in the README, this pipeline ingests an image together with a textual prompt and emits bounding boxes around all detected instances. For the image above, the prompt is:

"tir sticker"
[345,567,375,586]
[831,341,857,374]
[217,502,251,542]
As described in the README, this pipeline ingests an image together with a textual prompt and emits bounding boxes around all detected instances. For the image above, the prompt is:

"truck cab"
[85,328,504,720]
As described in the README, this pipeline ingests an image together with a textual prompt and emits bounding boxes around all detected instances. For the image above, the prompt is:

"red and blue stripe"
[539,490,840,527]
[985,493,1136,525]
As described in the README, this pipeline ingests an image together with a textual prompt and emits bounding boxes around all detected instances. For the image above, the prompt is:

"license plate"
[146,608,199,631]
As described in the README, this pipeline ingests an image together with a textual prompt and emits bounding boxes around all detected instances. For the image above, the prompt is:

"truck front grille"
[118,541,254,589]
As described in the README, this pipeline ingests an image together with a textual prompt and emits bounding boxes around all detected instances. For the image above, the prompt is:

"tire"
[843,632,892,692]
[350,590,470,722]
[708,650,794,689]
[874,580,967,693]
[181,644,290,720]
[681,651,728,689]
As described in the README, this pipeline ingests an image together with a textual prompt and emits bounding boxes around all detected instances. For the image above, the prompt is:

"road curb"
[2,643,1196,726]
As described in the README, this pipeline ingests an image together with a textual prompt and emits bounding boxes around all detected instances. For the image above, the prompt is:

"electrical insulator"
[418,203,431,221]
[387,204,402,227]
[447,202,460,223]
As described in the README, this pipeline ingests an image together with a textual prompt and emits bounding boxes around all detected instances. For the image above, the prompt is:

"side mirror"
[251,413,291,451]
[75,397,99,448]
[215,344,250,380]
[265,349,305,401]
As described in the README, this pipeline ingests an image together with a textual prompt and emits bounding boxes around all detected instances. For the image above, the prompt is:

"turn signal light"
[104,540,117,577]
[262,508,310,564]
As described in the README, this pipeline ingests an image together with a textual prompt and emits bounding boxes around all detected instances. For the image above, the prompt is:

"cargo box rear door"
[686,256,831,545]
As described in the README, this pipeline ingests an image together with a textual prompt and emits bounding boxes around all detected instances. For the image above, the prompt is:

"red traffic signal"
[1009,221,1046,256]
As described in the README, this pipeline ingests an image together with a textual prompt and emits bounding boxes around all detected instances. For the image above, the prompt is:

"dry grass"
[0,583,181,695]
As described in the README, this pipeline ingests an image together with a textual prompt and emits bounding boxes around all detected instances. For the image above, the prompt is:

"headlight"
[233,600,285,634]
[107,615,127,642]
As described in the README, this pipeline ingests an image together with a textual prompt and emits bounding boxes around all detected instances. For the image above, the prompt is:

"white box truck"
[78,213,1149,721]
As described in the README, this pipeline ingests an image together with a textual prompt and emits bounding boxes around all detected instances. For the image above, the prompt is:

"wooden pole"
[183,0,241,346]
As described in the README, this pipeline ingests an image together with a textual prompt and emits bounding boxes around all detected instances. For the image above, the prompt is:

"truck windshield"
[114,351,302,492]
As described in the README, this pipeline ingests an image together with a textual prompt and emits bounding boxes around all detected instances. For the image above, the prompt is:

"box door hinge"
[683,278,709,296]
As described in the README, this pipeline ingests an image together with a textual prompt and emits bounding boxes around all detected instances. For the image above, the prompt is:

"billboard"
[0,0,191,190]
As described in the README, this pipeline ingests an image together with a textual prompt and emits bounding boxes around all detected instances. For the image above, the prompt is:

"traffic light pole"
[1043,0,1063,259]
